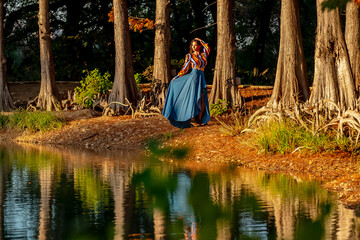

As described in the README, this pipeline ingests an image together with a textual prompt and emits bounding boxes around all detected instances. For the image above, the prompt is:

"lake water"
[0,143,359,240]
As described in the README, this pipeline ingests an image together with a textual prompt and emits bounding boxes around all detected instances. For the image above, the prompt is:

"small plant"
[0,114,10,129]
[210,99,229,117]
[74,69,112,108]
[134,73,142,90]
[10,111,65,132]
[142,65,154,82]
[217,112,247,136]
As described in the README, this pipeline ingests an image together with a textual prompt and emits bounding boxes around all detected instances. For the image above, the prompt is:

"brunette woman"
[162,38,210,128]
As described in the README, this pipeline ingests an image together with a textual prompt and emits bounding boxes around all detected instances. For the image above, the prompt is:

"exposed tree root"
[100,97,161,119]
[243,99,360,146]
[27,95,62,111]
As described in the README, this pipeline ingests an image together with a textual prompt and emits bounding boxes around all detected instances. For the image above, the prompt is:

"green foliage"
[0,114,10,129]
[171,58,185,69]
[210,99,229,117]
[141,65,154,82]
[74,69,112,109]
[134,73,142,90]
[10,111,65,132]
[321,0,351,10]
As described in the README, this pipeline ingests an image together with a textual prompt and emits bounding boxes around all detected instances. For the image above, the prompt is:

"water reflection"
[0,143,359,239]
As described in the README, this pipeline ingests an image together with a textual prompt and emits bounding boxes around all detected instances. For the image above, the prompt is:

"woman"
[162,38,211,129]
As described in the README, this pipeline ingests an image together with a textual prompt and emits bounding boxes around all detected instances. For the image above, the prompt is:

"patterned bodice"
[173,39,210,80]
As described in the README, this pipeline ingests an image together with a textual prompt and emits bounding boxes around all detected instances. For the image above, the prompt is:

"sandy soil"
[2,82,360,208]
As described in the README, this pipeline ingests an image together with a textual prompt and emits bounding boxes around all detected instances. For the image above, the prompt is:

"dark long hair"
[189,39,203,54]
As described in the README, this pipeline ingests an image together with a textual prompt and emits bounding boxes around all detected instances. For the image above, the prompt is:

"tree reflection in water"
[0,143,358,239]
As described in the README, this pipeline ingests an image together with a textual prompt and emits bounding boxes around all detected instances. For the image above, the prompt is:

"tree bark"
[308,0,356,111]
[209,0,242,108]
[37,0,60,111]
[152,0,171,107]
[109,0,138,112]
[345,1,360,91]
[0,0,14,111]
[267,0,310,110]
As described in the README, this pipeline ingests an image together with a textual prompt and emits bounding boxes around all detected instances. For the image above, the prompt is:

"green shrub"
[134,73,142,90]
[11,111,65,132]
[210,99,229,117]
[0,114,10,129]
[74,69,112,108]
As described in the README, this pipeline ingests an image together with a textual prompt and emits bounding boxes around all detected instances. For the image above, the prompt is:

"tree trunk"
[345,1,360,91]
[152,0,171,107]
[109,0,138,112]
[0,0,14,111]
[254,0,276,76]
[308,0,356,111]
[37,0,60,111]
[209,0,241,108]
[267,0,310,109]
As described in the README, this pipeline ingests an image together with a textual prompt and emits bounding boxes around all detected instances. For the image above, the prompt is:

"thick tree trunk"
[345,1,360,91]
[152,0,171,107]
[37,0,60,111]
[0,0,14,111]
[308,0,356,110]
[267,0,310,109]
[109,0,138,112]
[209,0,242,108]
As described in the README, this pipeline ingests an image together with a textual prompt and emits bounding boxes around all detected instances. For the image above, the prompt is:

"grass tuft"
[0,114,10,129]
[10,111,65,132]
[253,119,360,154]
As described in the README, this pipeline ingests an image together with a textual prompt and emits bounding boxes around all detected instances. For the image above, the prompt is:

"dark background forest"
[6,0,317,86]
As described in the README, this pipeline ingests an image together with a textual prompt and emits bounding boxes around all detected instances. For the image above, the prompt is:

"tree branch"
[189,22,217,34]
[202,1,217,12]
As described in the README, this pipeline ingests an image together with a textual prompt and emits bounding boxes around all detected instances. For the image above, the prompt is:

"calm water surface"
[0,143,359,240]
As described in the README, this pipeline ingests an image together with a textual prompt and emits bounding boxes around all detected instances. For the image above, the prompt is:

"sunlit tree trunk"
[308,0,356,110]
[152,0,171,107]
[0,0,14,112]
[345,1,360,91]
[267,0,310,109]
[37,0,60,111]
[209,0,242,108]
[108,0,138,112]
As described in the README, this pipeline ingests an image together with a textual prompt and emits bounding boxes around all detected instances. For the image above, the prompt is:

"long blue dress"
[162,69,211,128]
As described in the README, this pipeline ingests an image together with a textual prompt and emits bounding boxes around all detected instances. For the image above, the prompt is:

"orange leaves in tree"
[355,0,360,5]
[128,17,154,33]
[108,7,154,33]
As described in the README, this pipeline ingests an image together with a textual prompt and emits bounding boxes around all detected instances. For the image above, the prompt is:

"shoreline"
[0,114,360,208]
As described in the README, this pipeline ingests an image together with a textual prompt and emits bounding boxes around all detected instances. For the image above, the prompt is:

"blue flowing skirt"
[162,69,210,129]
